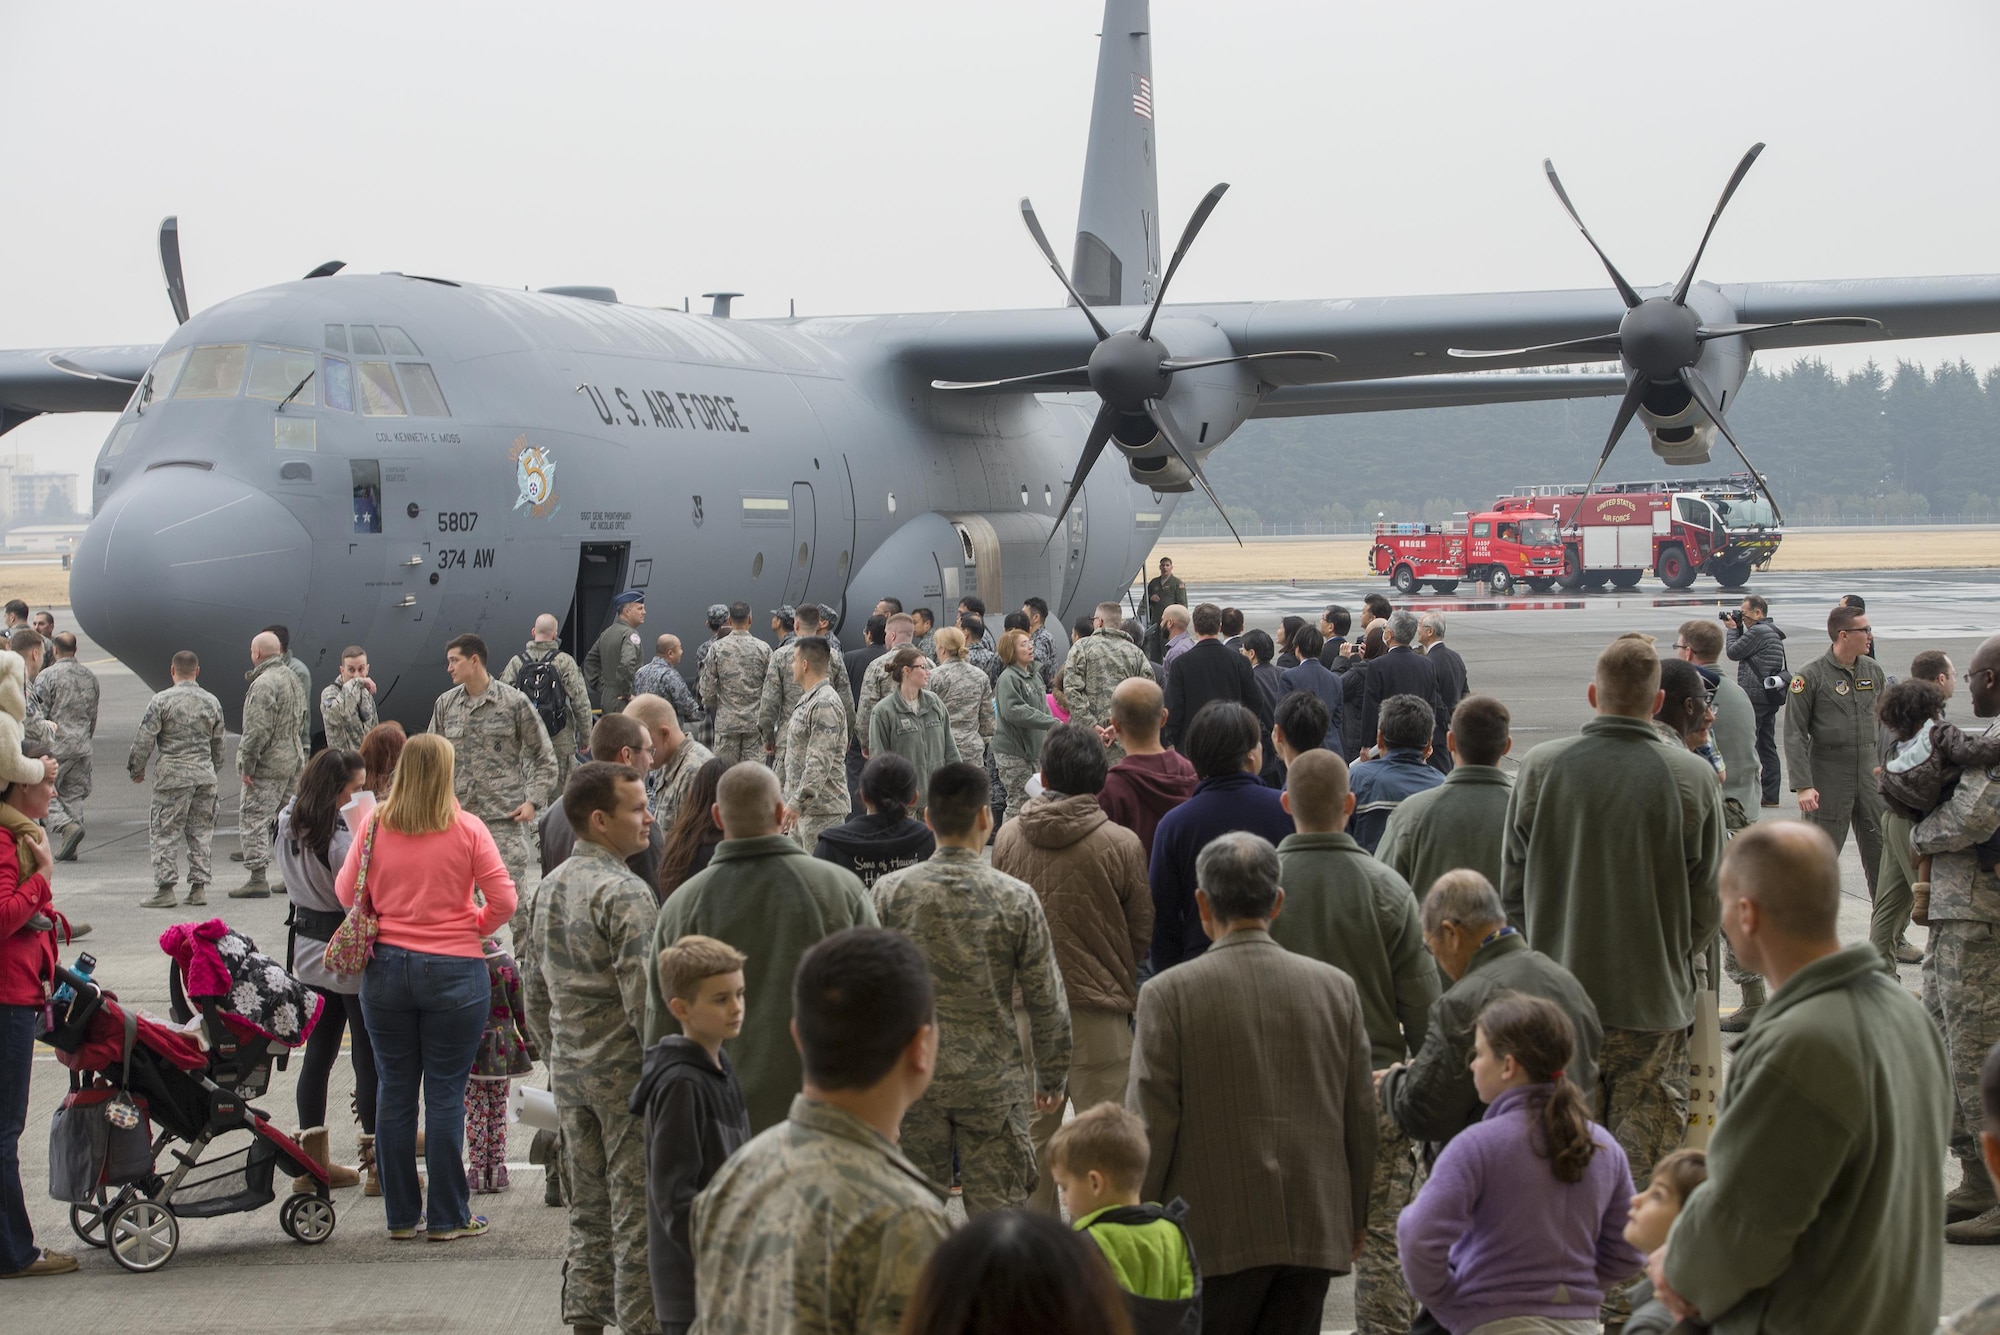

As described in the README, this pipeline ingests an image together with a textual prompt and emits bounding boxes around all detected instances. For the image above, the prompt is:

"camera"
[1719,610,1742,624]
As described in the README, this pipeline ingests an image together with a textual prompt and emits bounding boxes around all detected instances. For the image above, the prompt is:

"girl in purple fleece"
[1397,994,1645,1335]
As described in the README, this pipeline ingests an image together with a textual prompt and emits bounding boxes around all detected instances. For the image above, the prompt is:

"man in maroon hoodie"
[1097,678,1197,863]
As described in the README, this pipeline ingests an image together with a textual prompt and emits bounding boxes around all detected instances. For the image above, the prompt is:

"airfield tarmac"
[12,570,2000,1332]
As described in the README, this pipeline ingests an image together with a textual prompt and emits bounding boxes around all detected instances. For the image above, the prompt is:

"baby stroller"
[38,920,332,1273]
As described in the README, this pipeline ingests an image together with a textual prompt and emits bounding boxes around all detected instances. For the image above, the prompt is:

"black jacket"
[843,643,887,706]
[813,811,935,887]
[629,1036,752,1325]
[1163,638,1271,750]
[1361,645,1444,749]
[1277,658,1346,755]
[1725,618,1788,702]
[1423,642,1469,773]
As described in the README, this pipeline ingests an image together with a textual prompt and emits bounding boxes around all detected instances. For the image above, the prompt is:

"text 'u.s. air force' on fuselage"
[6,0,2000,729]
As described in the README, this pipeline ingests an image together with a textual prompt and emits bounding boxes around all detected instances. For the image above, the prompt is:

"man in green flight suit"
[585,590,647,715]
[1783,602,1886,900]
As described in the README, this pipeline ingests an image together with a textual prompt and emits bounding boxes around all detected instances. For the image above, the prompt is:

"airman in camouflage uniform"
[699,610,772,765]
[781,666,851,853]
[129,660,226,907]
[11,632,55,755]
[692,1092,948,1335]
[584,590,647,714]
[30,637,99,858]
[633,635,705,737]
[318,648,379,753]
[1063,603,1155,762]
[871,843,1070,1213]
[928,654,995,767]
[856,617,931,754]
[1912,631,2000,1242]
[501,619,595,791]
[430,652,559,891]
[234,636,306,895]
[522,827,660,1335]
[760,619,852,774]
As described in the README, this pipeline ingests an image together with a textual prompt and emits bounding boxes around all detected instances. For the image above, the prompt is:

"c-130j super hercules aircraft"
[5,0,2000,728]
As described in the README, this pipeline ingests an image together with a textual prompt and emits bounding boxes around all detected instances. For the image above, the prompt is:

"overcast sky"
[3,0,1997,491]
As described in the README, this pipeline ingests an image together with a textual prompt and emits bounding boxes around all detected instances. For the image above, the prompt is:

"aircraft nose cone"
[72,467,311,713]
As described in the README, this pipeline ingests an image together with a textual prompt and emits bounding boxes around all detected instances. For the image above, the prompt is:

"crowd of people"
[2,572,1999,1335]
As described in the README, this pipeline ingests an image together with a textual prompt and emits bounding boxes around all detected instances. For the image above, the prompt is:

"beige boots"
[357,1133,380,1197]
[291,1126,361,1192]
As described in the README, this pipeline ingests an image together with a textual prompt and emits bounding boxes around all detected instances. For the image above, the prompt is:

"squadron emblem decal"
[511,435,558,518]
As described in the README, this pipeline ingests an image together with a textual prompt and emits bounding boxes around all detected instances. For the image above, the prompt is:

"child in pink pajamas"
[466,935,536,1193]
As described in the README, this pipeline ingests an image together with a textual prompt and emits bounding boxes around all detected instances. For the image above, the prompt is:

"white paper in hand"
[342,790,377,826]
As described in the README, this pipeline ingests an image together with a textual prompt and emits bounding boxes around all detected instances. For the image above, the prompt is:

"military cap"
[705,603,730,629]
[611,589,645,609]
[770,605,797,626]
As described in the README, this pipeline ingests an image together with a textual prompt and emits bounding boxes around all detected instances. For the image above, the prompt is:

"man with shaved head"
[1502,632,1726,1322]
[1655,822,1947,1333]
[229,630,306,897]
[502,613,595,791]
[1097,676,1195,861]
[1915,630,2000,1242]
[625,694,713,833]
[643,761,877,1132]
[632,631,705,740]
[1065,601,1155,763]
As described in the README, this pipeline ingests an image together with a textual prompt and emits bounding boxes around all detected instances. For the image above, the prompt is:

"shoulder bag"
[322,816,380,976]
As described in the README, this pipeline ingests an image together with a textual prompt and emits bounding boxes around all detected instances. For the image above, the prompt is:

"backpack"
[1078,1199,1203,1335]
[517,653,569,738]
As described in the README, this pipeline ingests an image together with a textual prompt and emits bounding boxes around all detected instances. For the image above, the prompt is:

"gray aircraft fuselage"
[74,275,1169,724]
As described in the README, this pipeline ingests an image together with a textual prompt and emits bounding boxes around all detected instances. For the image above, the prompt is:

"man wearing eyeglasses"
[1783,603,1887,903]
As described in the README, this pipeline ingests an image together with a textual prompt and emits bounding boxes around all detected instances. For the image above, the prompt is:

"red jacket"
[0,825,58,1007]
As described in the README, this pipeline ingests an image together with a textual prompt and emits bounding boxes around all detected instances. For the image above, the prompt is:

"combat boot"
[52,823,83,862]
[228,868,270,899]
[184,883,207,907]
[1946,1161,1997,1224]
[1719,978,1767,1034]
[1946,1205,2000,1245]
[140,884,177,909]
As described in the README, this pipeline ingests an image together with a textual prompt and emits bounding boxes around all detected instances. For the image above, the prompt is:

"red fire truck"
[1491,474,1783,591]
[1369,510,1569,595]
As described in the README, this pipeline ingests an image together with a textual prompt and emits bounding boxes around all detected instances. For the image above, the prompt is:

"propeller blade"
[158,216,190,325]
[1158,350,1340,373]
[1580,370,1650,498]
[1679,367,1785,525]
[1694,315,1883,342]
[1448,332,1623,361]
[1671,143,1765,306]
[931,365,1092,393]
[1543,161,1643,310]
[1139,183,1230,341]
[1020,198,1111,342]
[1145,397,1241,545]
[1041,404,1120,554]
[47,355,138,385]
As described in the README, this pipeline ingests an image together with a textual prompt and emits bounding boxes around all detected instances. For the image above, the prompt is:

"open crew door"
[563,542,629,661]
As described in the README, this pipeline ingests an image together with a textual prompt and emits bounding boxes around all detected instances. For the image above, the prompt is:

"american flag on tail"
[1132,74,1153,120]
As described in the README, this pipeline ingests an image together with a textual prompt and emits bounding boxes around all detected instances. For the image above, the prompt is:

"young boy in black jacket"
[629,934,752,1335]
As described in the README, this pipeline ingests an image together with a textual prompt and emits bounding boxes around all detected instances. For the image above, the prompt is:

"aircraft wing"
[0,345,156,431]
[875,273,2000,400]
[1251,372,1626,417]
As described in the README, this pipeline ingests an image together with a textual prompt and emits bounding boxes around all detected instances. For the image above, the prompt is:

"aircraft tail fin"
[1072,0,1159,308]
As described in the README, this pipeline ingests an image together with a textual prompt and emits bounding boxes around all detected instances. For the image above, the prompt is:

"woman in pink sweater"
[337,734,515,1241]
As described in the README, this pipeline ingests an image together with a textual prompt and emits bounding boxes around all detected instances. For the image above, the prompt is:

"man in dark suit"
[1318,603,1354,672]
[1361,611,1444,757]
[1417,611,1468,774]
[1162,602,1271,750]
[1127,830,1376,1335]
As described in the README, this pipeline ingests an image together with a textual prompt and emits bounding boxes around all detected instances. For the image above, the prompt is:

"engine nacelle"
[1108,314,1260,491]
[1635,288,1751,467]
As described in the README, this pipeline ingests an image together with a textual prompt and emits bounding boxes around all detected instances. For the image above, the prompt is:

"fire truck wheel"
[1486,568,1513,594]
[1428,580,1459,594]
[1581,571,1610,590]
[1609,569,1643,589]
[1656,545,1697,589]
[1713,556,1753,589]
[1556,549,1586,591]
[1391,564,1418,595]
[1525,578,1556,593]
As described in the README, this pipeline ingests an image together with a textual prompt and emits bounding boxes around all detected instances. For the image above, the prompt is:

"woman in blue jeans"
[336,734,516,1241]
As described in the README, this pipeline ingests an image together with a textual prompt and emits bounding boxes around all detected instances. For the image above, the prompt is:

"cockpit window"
[397,363,450,417]
[138,347,189,409]
[324,324,347,353]
[104,422,139,458]
[380,326,421,356]
[356,361,405,416]
[174,344,249,398]
[350,326,384,355]
[322,356,353,412]
[246,345,318,404]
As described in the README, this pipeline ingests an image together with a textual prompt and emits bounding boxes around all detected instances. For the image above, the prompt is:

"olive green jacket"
[867,690,960,807]
[1376,764,1512,896]
[647,835,878,1133]
[992,663,1055,762]
[1501,714,1725,1031]
[1664,943,1948,1335]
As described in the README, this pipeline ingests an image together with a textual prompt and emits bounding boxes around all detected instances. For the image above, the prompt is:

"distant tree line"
[1165,358,2000,534]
